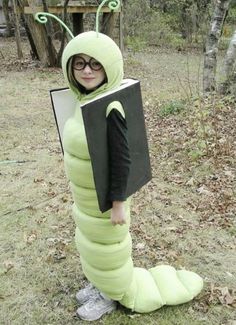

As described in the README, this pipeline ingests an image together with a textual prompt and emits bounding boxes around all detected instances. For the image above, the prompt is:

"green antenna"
[34,12,74,39]
[96,0,121,36]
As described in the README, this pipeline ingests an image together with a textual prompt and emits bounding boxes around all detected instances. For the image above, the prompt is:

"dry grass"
[0,37,236,325]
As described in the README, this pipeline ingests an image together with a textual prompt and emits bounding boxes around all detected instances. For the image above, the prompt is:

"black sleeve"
[107,109,131,202]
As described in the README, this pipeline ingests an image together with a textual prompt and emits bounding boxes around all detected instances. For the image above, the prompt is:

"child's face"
[73,54,106,91]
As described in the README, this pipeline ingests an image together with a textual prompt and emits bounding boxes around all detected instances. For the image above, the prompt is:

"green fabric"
[62,31,123,103]
[62,31,203,313]
[106,101,125,118]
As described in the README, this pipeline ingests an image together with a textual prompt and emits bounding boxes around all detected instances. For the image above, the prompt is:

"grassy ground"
[0,37,236,325]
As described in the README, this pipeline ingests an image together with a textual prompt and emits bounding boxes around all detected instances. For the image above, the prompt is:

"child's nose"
[84,64,92,73]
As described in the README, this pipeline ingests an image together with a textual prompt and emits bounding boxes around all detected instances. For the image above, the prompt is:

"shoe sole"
[76,304,116,321]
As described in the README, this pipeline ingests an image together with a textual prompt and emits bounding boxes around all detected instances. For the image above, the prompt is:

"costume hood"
[62,31,124,102]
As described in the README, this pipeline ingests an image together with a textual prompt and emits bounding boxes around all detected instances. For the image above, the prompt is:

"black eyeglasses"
[73,56,103,71]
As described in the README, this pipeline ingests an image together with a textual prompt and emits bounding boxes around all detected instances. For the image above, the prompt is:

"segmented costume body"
[62,31,203,313]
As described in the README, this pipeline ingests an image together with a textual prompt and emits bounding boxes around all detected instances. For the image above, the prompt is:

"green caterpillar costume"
[60,30,203,312]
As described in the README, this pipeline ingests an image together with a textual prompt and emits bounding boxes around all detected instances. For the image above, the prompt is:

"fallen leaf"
[24,231,37,244]
[226,272,234,277]
[2,260,14,273]
[218,287,235,306]
[186,177,195,186]
[197,185,212,196]
[135,243,145,250]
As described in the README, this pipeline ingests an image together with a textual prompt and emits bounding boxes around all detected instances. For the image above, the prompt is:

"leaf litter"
[0,37,236,323]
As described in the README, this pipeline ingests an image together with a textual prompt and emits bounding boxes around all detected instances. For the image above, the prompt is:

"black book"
[50,78,152,212]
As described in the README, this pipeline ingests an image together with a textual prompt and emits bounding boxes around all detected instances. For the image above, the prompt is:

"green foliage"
[46,0,61,4]
[159,100,186,117]
[226,7,236,24]
[184,94,236,162]
[218,36,231,50]
[189,141,205,161]
[125,36,147,53]
[123,0,213,49]
[124,0,236,52]
[166,36,188,50]
[123,0,174,48]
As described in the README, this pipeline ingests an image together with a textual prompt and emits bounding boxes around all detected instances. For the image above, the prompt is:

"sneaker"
[76,293,117,321]
[76,283,100,305]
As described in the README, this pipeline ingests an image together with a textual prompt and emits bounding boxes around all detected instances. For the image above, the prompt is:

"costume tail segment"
[73,203,203,313]
[120,266,203,313]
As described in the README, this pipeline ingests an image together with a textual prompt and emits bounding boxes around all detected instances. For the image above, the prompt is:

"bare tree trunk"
[101,12,119,38]
[18,0,57,67]
[219,29,236,94]
[41,0,57,66]
[203,0,231,93]
[72,13,84,36]
[56,0,70,66]
[2,0,13,36]
[180,0,193,42]
[21,12,39,59]
[12,0,23,59]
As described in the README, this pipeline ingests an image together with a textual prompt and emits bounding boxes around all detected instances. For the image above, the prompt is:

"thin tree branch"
[57,0,70,67]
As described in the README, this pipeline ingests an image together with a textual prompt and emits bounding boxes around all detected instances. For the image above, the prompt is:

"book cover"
[50,79,152,212]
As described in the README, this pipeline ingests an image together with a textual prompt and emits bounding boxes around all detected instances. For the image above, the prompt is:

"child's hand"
[110,201,126,225]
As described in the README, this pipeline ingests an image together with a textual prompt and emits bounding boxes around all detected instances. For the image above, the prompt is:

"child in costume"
[63,42,131,320]
[36,1,203,322]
